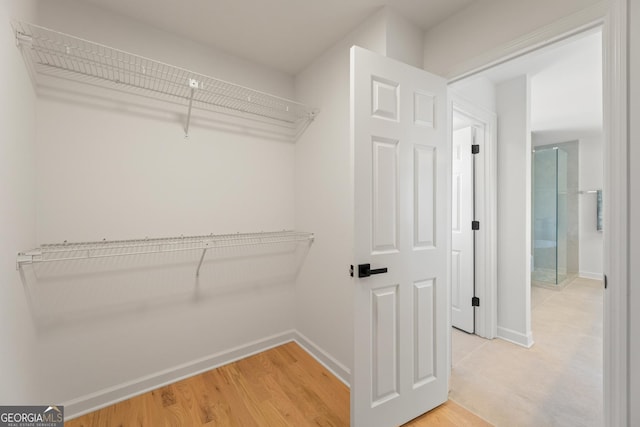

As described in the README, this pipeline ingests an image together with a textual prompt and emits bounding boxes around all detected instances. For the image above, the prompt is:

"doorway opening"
[448,26,604,426]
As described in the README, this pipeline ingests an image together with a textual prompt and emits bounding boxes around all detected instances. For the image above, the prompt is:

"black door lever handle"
[358,263,388,278]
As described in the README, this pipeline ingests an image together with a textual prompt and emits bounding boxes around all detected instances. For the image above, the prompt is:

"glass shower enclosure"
[532,147,568,285]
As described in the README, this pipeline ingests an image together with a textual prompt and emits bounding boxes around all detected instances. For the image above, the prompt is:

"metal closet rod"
[16,230,315,275]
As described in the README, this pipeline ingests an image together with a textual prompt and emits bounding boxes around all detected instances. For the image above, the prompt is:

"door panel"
[451,127,475,333]
[414,92,435,128]
[351,46,449,427]
[372,285,399,405]
[372,138,399,253]
[414,146,436,248]
[413,279,435,386]
[452,251,461,310]
[371,77,399,121]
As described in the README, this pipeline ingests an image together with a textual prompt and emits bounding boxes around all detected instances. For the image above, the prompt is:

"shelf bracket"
[195,245,208,277]
[184,78,200,138]
[16,251,37,270]
[15,31,32,48]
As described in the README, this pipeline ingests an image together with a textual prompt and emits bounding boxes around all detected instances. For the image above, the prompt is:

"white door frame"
[450,96,497,339]
[447,1,628,425]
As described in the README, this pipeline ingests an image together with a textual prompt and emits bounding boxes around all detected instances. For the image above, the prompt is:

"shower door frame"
[531,146,571,286]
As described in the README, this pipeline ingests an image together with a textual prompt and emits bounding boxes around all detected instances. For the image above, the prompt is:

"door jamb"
[602,1,628,425]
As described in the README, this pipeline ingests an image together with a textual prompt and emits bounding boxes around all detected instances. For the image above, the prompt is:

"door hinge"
[350,265,354,277]
[472,221,480,230]
[472,296,480,307]
[604,274,607,289]
[472,144,480,154]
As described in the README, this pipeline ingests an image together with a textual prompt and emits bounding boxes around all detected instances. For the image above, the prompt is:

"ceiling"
[529,31,602,137]
[482,29,603,137]
[81,0,475,75]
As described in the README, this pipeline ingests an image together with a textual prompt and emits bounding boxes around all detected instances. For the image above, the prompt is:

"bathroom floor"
[450,277,603,426]
[532,267,577,289]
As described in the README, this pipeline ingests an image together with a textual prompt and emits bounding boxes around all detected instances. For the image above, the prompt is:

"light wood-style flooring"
[66,342,490,426]
[451,277,603,426]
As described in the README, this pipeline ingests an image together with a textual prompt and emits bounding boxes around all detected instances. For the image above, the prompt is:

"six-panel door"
[351,46,450,427]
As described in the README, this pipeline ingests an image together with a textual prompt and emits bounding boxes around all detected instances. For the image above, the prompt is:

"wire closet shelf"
[11,20,318,138]
[16,230,315,276]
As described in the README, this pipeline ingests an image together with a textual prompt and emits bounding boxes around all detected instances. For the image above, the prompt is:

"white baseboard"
[293,331,351,387]
[63,329,352,421]
[579,271,604,280]
[497,326,534,348]
[63,330,297,420]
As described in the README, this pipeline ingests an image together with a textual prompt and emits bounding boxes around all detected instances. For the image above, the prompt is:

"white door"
[452,126,475,333]
[351,46,449,427]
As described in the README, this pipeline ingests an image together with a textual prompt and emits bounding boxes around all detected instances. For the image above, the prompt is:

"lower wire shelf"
[16,230,314,277]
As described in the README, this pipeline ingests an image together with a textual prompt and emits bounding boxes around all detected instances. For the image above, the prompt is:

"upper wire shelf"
[17,230,314,277]
[11,20,318,138]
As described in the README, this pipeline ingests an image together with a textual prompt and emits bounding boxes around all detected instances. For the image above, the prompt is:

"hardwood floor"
[66,342,491,426]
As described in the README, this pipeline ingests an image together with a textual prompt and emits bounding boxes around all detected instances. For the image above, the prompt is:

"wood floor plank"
[65,342,490,426]
[258,400,297,427]
[218,364,270,426]
[273,347,348,425]
[171,380,203,426]
[260,373,314,426]
[263,353,323,422]
[201,367,258,427]
[404,401,493,427]
[281,343,349,418]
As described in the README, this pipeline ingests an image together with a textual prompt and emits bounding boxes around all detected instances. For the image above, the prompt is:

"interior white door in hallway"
[351,46,449,427]
[452,126,475,333]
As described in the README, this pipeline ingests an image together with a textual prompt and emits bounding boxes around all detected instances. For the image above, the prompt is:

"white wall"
[0,0,38,403]
[36,0,293,98]
[629,0,640,424]
[578,134,603,279]
[23,0,304,415]
[7,1,423,413]
[35,86,296,241]
[294,9,388,381]
[385,9,424,69]
[495,76,533,347]
[423,0,603,77]
[35,0,298,242]
[450,76,497,113]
